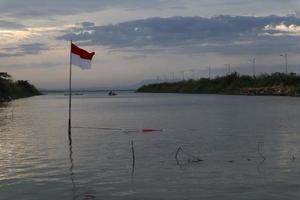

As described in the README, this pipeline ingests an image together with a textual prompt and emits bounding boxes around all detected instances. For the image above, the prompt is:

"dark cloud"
[81,22,96,28]
[58,15,300,55]
[19,43,49,54]
[0,20,25,29]
[123,54,147,60]
[0,52,23,58]
[0,0,297,19]
[2,61,63,69]
[0,43,48,57]
[0,0,170,18]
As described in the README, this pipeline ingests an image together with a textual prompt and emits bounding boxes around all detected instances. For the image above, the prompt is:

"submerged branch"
[258,142,266,161]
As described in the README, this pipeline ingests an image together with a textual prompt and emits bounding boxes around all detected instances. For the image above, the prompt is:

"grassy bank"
[0,72,42,102]
[136,72,300,96]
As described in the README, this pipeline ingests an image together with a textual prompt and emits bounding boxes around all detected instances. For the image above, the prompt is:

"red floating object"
[141,128,163,133]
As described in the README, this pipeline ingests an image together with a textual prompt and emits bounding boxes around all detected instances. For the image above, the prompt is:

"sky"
[1,0,300,89]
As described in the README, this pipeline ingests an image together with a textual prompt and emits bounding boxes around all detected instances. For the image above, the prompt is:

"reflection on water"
[256,158,266,174]
[1,93,300,199]
[68,134,96,200]
[0,101,36,182]
[68,140,77,200]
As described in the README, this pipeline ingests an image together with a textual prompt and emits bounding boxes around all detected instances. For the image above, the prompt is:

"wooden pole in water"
[131,140,135,176]
[68,40,73,144]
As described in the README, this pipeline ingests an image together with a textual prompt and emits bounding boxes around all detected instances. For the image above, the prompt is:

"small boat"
[108,90,117,96]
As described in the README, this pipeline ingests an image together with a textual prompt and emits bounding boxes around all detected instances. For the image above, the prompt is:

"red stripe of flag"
[71,43,95,60]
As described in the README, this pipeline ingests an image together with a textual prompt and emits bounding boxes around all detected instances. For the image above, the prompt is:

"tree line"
[0,72,41,102]
[137,72,300,96]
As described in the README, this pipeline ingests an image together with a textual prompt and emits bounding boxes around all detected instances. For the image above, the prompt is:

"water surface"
[1,92,300,199]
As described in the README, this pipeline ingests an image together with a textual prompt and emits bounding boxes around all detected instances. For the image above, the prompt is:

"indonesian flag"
[71,43,95,70]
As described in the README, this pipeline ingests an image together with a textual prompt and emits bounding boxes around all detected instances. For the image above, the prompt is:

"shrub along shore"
[136,72,300,96]
[0,72,41,102]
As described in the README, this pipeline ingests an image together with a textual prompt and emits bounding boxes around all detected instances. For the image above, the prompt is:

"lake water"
[1,92,300,200]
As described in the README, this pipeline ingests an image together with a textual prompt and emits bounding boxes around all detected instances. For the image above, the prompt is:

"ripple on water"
[1,94,300,199]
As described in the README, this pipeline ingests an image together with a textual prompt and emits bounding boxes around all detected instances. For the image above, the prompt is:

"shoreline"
[136,91,300,97]
[0,93,43,103]
[136,72,300,97]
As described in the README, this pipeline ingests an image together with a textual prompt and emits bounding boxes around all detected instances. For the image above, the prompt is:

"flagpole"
[68,40,72,144]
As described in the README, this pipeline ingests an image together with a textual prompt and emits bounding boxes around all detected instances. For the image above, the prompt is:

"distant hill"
[0,72,41,102]
[136,72,300,97]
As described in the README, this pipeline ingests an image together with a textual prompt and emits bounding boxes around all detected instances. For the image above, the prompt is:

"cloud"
[264,23,300,35]
[0,0,171,18]
[0,22,78,48]
[58,15,300,55]
[0,20,26,29]
[0,0,297,20]
[123,54,147,60]
[2,61,62,69]
[0,43,48,57]
[81,22,96,28]
[19,43,49,54]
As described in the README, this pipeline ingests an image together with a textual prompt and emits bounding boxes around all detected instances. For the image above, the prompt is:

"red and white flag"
[71,43,95,70]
